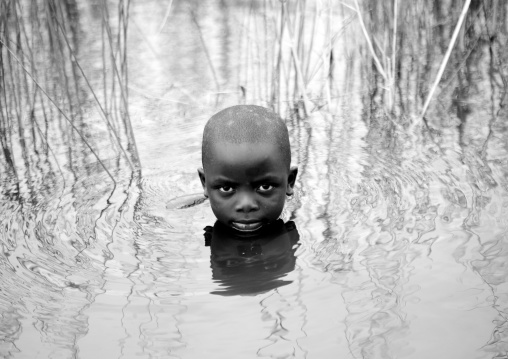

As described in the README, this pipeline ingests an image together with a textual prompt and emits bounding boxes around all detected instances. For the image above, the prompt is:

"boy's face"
[198,141,297,234]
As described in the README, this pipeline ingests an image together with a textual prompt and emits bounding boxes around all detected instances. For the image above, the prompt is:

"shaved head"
[202,105,291,170]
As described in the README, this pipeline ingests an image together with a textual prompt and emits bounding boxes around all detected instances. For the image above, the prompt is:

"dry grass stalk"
[100,1,136,138]
[52,11,136,171]
[0,39,118,186]
[281,1,312,115]
[158,0,174,35]
[391,0,397,88]
[191,10,220,95]
[352,0,387,80]
[420,0,472,119]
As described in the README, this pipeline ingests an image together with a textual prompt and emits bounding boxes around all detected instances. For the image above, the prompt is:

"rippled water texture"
[1,0,508,358]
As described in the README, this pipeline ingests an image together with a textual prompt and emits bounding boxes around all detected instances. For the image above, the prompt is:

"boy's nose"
[235,192,259,213]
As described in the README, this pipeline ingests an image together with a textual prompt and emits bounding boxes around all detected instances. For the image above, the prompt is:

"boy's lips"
[231,221,263,232]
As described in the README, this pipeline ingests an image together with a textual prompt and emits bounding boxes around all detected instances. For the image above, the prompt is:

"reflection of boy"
[198,105,298,234]
[204,220,300,296]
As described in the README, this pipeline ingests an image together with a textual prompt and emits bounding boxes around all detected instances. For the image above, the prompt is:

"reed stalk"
[352,0,387,80]
[420,0,471,119]
[324,0,332,110]
[158,0,174,35]
[191,10,221,95]
[306,13,354,85]
[0,39,118,187]
[281,1,312,115]
[391,0,397,89]
[53,15,136,171]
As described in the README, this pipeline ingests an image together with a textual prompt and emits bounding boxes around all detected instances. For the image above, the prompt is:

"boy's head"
[198,105,298,234]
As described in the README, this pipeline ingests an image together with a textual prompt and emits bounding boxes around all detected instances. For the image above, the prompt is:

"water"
[1,0,508,358]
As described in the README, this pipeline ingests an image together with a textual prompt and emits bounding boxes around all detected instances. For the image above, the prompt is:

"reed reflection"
[205,220,300,296]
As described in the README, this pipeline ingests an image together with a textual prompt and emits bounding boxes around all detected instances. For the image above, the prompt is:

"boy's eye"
[218,186,234,193]
[257,184,274,192]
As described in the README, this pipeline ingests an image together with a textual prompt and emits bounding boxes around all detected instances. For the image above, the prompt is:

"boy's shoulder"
[204,220,299,246]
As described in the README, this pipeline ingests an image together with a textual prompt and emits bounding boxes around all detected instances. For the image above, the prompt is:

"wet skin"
[198,141,297,234]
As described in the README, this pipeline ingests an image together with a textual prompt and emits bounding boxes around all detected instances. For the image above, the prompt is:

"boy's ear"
[286,166,298,196]
[197,168,209,198]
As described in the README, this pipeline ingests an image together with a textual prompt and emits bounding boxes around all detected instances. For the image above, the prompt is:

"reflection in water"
[1,0,508,358]
[0,167,139,357]
[206,220,300,296]
[0,0,139,357]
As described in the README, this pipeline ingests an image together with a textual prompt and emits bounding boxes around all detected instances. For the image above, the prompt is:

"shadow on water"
[1,0,508,358]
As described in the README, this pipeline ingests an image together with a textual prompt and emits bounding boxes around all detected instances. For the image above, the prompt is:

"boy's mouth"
[231,221,263,232]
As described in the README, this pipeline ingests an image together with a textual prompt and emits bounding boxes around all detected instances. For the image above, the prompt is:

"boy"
[198,105,298,234]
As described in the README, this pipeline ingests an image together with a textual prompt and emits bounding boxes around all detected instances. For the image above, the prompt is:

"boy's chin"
[215,219,282,237]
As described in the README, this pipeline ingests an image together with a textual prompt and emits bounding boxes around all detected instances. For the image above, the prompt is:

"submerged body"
[205,220,300,295]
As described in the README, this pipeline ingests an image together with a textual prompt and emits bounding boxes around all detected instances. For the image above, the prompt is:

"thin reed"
[0,0,139,196]
[420,0,472,119]
[237,0,342,117]
[1,0,505,190]
[236,0,500,127]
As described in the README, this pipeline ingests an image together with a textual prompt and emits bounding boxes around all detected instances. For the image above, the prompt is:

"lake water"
[1,1,508,358]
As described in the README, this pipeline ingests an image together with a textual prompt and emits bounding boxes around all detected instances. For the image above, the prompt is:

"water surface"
[1,1,508,358]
